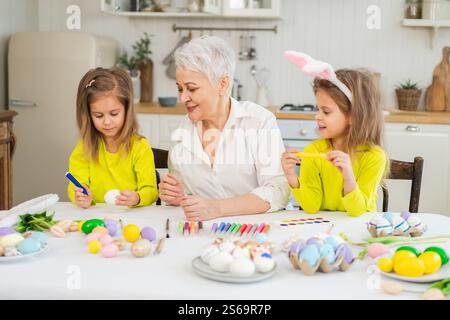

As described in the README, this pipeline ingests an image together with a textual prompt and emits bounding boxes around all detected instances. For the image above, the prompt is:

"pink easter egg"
[101,244,119,258]
[368,243,390,259]
[99,234,114,246]
[84,232,102,244]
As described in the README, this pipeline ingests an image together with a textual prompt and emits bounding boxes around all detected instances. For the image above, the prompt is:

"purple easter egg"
[140,226,156,242]
[289,241,306,257]
[306,237,323,247]
[0,227,15,236]
[336,243,354,264]
[400,211,411,221]
[105,219,118,237]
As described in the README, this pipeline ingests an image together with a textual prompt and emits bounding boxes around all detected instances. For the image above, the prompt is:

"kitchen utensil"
[425,46,450,111]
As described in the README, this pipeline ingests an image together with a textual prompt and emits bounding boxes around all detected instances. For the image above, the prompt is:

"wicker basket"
[396,89,422,111]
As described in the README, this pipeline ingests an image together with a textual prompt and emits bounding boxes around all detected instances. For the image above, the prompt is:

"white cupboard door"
[137,114,160,149]
[203,0,221,14]
[159,115,185,150]
[222,0,280,17]
[384,128,450,215]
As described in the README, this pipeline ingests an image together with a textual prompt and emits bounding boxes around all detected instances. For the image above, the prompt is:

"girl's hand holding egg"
[115,190,140,207]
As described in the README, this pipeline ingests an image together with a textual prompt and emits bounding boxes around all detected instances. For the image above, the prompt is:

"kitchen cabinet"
[137,113,185,150]
[0,111,17,210]
[383,123,450,215]
[100,0,280,18]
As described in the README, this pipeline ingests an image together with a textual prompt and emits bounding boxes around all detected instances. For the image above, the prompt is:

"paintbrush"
[155,238,165,254]
[165,218,170,238]
[294,152,327,159]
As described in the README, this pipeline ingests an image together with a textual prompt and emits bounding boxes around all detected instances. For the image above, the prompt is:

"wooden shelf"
[102,11,220,18]
[403,19,450,49]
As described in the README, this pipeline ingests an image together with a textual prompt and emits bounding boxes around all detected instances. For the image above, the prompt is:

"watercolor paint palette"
[274,217,331,228]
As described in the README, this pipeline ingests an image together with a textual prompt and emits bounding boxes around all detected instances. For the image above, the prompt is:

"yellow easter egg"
[77,220,86,233]
[419,252,442,274]
[123,224,141,243]
[394,257,425,277]
[392,250,416,265]
[88,240,102,254]
[378,257,393,273]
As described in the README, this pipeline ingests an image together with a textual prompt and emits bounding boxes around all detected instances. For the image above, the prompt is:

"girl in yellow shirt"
[67,67,158,208]
[281,51,387,217]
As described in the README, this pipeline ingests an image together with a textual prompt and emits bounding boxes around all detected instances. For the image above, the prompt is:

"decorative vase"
[396,89,422,111]
[138,59,153,103]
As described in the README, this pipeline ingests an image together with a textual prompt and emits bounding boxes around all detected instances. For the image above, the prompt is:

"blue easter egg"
[319,244,336,264]
[29,231,48,246]
[299,245,320,267]
[382,212,394,223]
[17,238,41,254]
[324,237,339,250]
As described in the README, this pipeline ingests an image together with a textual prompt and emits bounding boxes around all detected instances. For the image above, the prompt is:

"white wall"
[0,0,38,110]
[35,0,450,109]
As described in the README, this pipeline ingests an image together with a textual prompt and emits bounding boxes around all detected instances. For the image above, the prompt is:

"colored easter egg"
[299,245,320,267]
[392,250,417,265]
[50,225,65,238]
[400,211,411,221]
[83,232,102,244]
[92,226,108,236]
[88,240,102,254]
[395,246,421,257]
[0,227,15,237]
[0,246,4,256]
[324,236,341,250]
[113,239,127,251]
[77,220,85,232]
[229,258,255,277]
[99,234,114,246]
[0,233,24,248]
[372,217,393,237]
[101,244,119,258]
[81,219,105,235]
[419,252,442,274]
[391,216,410,235]
[123,224,141,243]
[424,247,449,266]
[335,243,354,264]
[130,239,152,258]
[104,219,118,237]
[201,245,220,264]
[17,238,41,254]
[140,226,156,242]
[319,244,336,264]
[254,233,268,243]
[378,257,393,273]
[288,241,306,257]
[394,257,425,277]
[253,255,275,273]
[209,252,233,272]
[104,189,120,205]
[368,243,390,259]
[29,231,48,246]
[382,212,394,223]
[306,237,323,247]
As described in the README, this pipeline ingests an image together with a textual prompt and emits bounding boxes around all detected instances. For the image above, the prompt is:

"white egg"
[254,255,275,273]
[229,258,255,277]
[219,240,235,253]
[201,245,220,264]
[232,246,251,259]
[104,189,120,205]
[209,252,233,272]
[0,233,24,248]
[4,247,21,257]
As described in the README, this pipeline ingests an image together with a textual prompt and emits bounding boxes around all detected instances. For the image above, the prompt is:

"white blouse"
[168,98,289,212]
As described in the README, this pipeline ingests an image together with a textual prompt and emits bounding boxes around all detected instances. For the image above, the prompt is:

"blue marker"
[65,172,88,195]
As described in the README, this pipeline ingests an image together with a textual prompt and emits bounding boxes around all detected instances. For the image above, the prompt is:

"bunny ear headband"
[284,51,353,103]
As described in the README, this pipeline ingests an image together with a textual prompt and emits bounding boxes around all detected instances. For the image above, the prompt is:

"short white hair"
[174,35,236,93]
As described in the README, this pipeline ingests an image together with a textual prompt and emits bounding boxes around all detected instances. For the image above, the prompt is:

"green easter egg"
[396,246,421,257]
[425,247,449,266]
[81,219,105,235]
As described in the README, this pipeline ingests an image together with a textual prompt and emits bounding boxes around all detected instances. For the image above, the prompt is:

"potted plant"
[118,51,140,103]
[395,79,422,111]
[133,32,154,103]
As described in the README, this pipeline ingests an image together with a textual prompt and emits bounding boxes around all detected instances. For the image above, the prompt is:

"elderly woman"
[159,36,289,221]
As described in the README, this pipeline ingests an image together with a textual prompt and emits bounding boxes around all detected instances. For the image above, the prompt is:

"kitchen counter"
[135,102,450,125]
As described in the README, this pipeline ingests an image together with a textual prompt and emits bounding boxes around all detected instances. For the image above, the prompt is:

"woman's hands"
[74,185,93,209]
[281,148,301,188]
[159,173,185,206]
[180,195,221,221]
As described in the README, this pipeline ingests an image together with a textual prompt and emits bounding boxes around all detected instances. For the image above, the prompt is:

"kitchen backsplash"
[12,0,450,109]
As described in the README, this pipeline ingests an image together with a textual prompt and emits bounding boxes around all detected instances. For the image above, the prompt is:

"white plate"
[380,263,450,283]
[192,257,276,283]
[0,243,48,262]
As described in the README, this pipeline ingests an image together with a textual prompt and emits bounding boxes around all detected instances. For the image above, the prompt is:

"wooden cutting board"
[425,47,450,112]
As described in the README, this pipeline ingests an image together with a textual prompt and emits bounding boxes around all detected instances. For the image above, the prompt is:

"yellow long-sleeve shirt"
[67,135,158,207]
[291,138,387,217]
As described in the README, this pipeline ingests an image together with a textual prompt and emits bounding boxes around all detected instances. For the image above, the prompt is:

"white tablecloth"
[1,203,449,300]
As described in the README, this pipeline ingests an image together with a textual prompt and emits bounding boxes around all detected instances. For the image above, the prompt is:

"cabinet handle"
[299,129,308,136]
[405,125,419,132]
[9,100,37,107]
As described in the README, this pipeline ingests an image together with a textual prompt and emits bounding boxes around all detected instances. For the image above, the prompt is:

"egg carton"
[289,251,353,276]
[367,212,427,238]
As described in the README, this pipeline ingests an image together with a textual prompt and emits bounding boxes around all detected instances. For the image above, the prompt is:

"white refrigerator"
[8,32,119,204]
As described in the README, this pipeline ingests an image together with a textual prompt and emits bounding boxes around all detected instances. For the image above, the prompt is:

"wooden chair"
[152,148,169,205]
[381,156,424,213]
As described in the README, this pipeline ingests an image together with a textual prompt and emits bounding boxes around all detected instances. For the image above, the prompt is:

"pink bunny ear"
[284,50,353,103]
